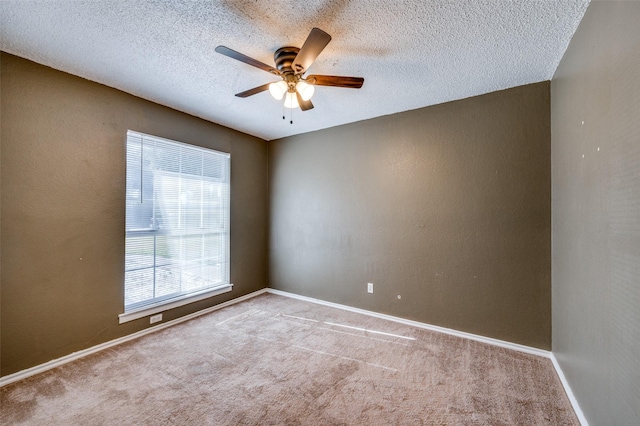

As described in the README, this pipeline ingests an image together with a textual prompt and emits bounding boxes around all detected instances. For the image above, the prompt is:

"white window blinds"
[124,130,230,312]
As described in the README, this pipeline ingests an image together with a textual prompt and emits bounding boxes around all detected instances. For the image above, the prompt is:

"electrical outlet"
[150,313,163,324]
[367,283,374,294]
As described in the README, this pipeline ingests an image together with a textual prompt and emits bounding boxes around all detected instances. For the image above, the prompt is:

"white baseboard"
[550,353,589,426]
[0,288,268,388]
[267,288,551,358]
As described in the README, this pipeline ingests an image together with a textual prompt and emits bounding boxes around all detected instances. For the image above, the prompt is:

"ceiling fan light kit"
[268,81,287,100]
[296,81,314,101]
[215,28,364,116]
[283,92,299,109]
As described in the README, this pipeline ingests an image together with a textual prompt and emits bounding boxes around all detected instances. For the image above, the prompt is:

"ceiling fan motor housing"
[274,47,301,74]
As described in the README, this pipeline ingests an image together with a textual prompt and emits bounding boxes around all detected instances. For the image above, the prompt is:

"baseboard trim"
[0,288,268,388]
[550,353,589,426]
[266,288,551,358]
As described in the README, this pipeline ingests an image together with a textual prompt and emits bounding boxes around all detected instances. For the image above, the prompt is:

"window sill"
[118,284,233,324]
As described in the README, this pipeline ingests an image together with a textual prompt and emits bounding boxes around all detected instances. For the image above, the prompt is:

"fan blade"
[235,83,273,98]
[296,90,314,111]
[292,28,332,74]
[306,75,364,88]
[215,46,280,75]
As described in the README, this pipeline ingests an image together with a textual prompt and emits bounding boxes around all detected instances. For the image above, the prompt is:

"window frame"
[119,130,232,324]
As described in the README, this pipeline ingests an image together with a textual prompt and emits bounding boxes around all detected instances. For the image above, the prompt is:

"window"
[120,131,231,323]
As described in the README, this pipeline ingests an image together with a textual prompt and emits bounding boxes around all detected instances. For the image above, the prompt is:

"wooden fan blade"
[296,90,314,111]
[215,46,280,75]
[292,28,331,74]
[306,75,364,88]
[235,83,273,98]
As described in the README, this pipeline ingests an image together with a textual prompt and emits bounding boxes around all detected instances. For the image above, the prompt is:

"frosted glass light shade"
[296,81,315,101]
[283,92,299,109]
[269,81,287,100]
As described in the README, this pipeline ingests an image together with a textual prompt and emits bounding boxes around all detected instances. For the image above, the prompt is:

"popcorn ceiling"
[0,0,589,140]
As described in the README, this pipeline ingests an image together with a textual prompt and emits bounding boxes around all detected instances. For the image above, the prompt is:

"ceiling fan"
[215,28,364,112]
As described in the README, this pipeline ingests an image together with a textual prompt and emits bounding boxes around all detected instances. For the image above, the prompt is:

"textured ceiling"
[1,0,589,141]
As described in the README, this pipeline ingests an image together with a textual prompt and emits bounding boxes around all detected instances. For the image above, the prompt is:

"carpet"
[1,293,578,425]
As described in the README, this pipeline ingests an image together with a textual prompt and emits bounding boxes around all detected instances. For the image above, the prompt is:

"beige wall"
[551,1,640,424]
[1,50,555,377]
[270,82,551,349]
[0,53,268,376]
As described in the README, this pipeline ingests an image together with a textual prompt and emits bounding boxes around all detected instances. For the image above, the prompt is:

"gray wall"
[0,53,268,376]
[270,82,552,349]
[551,1,640,424]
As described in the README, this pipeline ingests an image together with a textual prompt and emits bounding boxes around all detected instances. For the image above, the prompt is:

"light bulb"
[269,81,287,100]
[283,92,299,109]
[296,80,315,101]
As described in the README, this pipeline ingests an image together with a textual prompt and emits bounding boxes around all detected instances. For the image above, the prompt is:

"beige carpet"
[1,294,578,425]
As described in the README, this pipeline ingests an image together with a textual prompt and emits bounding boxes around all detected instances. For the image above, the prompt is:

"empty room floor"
[0,294,577,425]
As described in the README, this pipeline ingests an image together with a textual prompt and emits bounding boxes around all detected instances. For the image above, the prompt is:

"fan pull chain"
[281,102,293,124]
